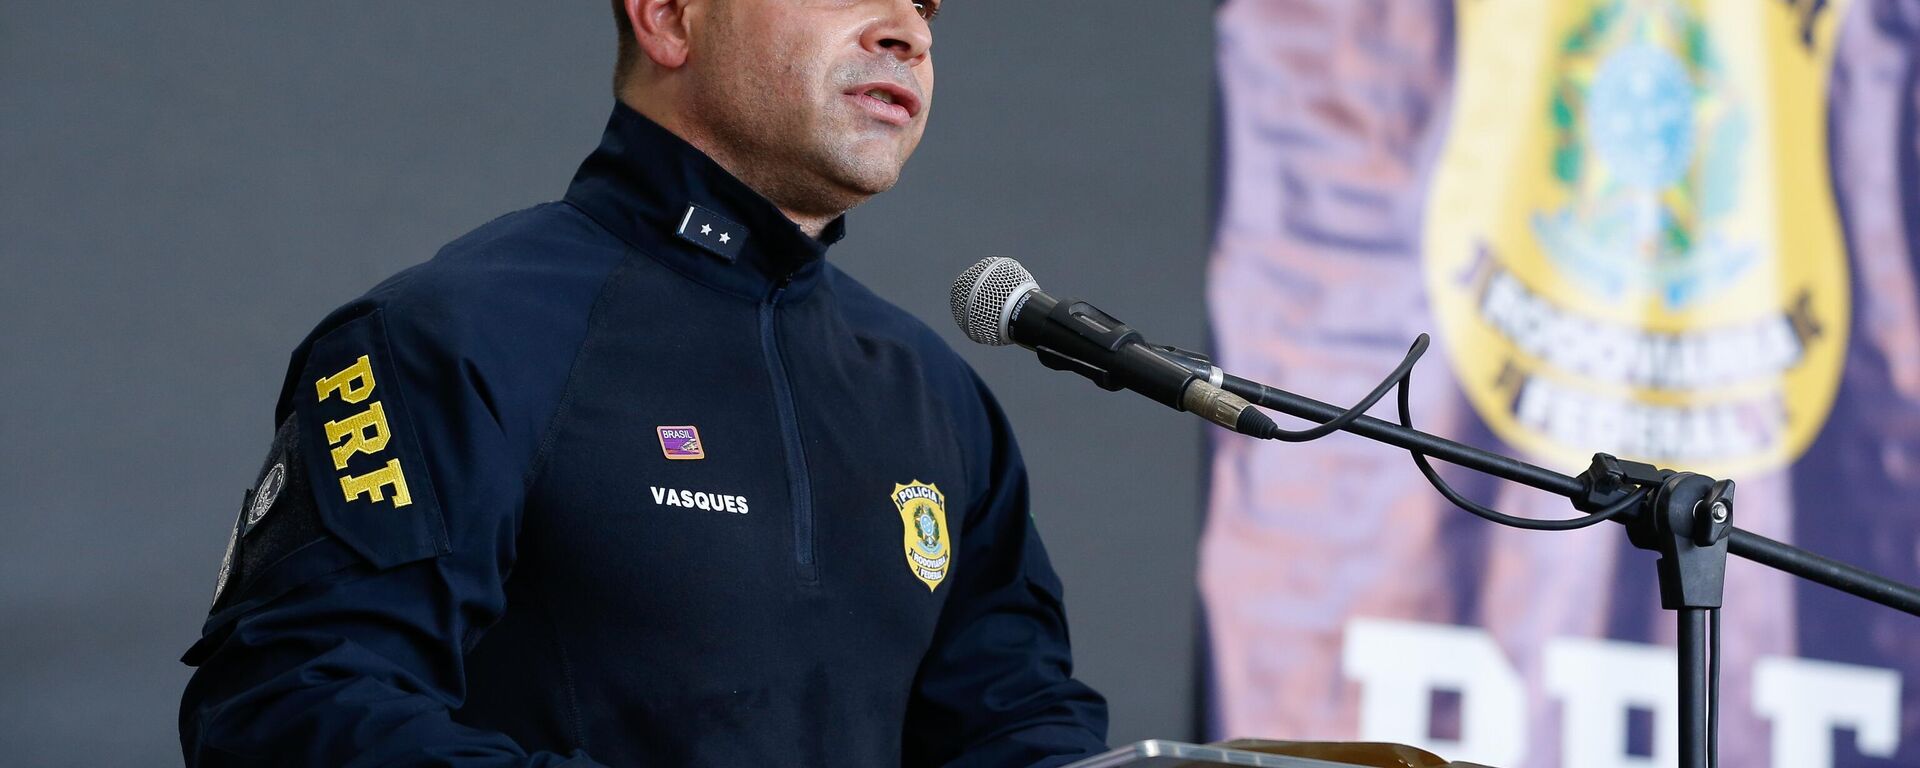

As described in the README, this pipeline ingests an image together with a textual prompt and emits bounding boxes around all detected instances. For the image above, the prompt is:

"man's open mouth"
[848,81,921,125]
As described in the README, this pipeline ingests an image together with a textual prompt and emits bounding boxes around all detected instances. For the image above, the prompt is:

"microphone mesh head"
[949,256,1036,346]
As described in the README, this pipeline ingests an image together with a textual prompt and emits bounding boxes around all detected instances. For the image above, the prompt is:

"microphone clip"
[1031,297,1166,395]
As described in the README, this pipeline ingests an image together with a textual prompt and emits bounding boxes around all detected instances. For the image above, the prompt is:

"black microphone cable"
[1234,332,1648,532]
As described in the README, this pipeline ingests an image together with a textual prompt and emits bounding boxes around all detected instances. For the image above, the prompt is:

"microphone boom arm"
[1192,335,1920,768]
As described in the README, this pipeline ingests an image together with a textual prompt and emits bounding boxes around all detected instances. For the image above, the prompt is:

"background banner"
[1201,1,1920,765]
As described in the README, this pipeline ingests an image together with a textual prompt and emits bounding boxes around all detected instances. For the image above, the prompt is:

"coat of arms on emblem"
[892,481,950,591]
[1421,0,1851,476]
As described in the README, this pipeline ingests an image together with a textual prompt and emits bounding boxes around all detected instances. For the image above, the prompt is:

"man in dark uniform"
[179,1,1109,765]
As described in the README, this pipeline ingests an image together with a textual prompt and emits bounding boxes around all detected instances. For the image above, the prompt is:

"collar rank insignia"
[676,204,748,262]
[892,481,950,591]
[657,425,705,460]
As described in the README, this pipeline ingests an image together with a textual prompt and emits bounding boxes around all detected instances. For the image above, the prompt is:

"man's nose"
[862,0,932,65]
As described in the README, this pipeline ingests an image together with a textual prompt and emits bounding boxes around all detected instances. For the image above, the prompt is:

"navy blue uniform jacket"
[180,104,1108,767]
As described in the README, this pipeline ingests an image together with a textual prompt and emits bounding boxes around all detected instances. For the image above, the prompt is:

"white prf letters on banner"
[1754,655,1901,765]
[1341,619,1527,766]
[1342,619,1903,767]
[1543,638,1676,768]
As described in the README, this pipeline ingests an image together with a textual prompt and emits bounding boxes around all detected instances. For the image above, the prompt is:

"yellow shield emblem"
[893,481,951,591]
[1422,0,1852,477]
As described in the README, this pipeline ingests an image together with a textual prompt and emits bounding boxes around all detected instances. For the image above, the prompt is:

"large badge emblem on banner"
[893,481,951,591]
[1424,0,1851,476]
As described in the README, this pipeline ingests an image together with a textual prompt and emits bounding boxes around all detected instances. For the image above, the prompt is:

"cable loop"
[1255,333,1645,531]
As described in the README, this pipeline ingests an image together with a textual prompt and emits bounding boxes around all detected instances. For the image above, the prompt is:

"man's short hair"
[610,0,637,91]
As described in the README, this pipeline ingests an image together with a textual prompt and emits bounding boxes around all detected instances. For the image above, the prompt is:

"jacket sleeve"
[179,300,601,767]
[902,374,1110,768]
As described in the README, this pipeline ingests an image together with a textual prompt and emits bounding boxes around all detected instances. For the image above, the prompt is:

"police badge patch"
[892,481,950,591]
[210,415,327,612]
[212,459,286,606]
[245,463,286,531]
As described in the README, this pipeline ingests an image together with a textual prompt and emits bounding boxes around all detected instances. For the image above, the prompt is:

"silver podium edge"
[1063,740,1378,768]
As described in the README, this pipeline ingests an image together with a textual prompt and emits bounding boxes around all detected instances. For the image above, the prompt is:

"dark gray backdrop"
[0,3,1213,764]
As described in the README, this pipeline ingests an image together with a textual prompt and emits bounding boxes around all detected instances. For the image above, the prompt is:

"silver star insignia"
[719,233,731,244]
[700,224,712,235]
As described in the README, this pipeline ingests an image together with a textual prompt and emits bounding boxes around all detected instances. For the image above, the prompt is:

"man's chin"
[821,155,906,198]
[844,169,901,197]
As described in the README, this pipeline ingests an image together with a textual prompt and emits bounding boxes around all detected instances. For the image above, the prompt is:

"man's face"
[684,0,936,214]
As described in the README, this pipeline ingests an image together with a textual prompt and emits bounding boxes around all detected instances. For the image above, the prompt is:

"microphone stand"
[1154,344,1920,768]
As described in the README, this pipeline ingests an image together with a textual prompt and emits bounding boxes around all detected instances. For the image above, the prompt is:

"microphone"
[949,257,1277,437]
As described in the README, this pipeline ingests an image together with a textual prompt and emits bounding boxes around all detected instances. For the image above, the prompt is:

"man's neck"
[618,95,839,241]
[776,207,836,240]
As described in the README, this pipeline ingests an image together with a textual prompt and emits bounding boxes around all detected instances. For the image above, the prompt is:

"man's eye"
[912,1,940,21]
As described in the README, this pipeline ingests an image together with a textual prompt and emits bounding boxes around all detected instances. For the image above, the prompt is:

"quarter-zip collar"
[564,102,846,301]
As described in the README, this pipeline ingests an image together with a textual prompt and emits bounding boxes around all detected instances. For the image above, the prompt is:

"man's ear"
[625,0,695,69]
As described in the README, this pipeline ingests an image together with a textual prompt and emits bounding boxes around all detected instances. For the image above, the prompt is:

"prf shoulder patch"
[293,309,448,569]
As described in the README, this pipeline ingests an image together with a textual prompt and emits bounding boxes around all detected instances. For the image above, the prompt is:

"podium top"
[1063,740,1398,768]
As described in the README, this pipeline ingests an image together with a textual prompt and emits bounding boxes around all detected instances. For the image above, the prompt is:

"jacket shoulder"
[275,203,629,425]
[380,203,627,321]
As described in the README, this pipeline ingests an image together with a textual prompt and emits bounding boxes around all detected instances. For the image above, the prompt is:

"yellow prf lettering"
[316,355,376,404]
[323,402,392,470]
[339,458,413,507]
